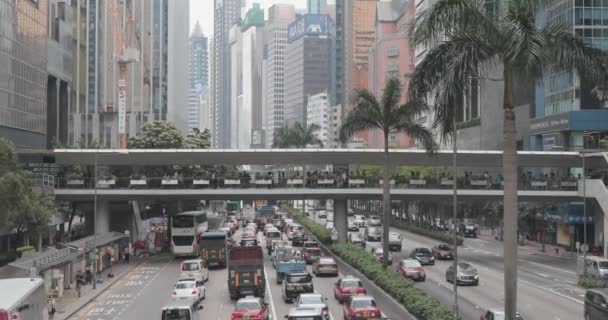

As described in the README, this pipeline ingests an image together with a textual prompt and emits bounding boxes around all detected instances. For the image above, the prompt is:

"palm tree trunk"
[382,130,391,268]
[502,66,519,320]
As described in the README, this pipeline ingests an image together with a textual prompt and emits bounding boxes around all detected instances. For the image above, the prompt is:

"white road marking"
[263,246,278,320]
[535,272,549,278]
[528,261,576,275]
[519,279,584,305]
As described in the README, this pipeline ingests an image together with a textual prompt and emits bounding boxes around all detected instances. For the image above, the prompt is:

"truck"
[200,231,228,268]
[0,278,47,320]
[228,246,265,300]
[274,246,306,284]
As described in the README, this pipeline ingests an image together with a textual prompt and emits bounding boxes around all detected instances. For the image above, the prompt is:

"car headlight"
[430,256,435,261]
[474,275,479,279]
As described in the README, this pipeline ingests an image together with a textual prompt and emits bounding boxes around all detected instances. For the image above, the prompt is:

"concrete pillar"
[334,198,348,243]
[56,80,61,140]
[94,199,110,234]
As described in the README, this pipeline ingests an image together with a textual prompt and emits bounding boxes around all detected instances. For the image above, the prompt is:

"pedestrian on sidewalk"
[47,298,56,320]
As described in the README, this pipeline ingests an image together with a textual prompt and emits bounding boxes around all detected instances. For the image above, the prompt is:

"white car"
[368,215,382,226]
[353,215,367,222]
[172,279,206,301]
[296,293,329,320]
[179,259,209,282]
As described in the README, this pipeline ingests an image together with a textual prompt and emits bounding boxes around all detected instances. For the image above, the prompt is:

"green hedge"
[333,244,456,320]
[282,205,333,245]
[393,222,463,246]
[579,275,608,288]
[0,252,18,267]
[16,246,35,254]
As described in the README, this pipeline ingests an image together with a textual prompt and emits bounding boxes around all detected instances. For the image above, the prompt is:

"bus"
[171,211,208,257]
[199,231,228,267]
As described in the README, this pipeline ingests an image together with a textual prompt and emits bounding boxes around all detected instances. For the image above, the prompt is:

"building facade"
[530,0,608,152]
[284,14,335,127]
[212,0,243,148]
[306,91,331,146]
[0,0,48,149]
[188,21,209,133]
[264,4,296,148]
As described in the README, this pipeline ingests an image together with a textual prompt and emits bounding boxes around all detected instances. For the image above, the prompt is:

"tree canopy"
[128,121,185,149]
[272,122,323,148]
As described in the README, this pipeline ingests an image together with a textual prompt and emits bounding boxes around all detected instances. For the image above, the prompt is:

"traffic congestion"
[160,204,396,320]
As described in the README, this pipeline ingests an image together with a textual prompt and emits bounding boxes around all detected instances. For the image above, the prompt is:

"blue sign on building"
[288,14,333,43]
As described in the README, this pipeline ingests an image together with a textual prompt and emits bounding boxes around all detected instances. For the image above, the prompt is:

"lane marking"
[519,279,584,305]
[528,261,576,275]
[535,272,549,278]
[263,245,279,320]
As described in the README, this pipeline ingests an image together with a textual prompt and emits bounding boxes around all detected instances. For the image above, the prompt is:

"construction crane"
[108,0,139,148]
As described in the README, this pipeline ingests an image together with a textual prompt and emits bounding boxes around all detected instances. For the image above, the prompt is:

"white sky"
[189,0,311,38]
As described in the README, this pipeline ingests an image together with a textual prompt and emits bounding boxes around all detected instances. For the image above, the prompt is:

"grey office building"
[284,14,335,127]
[0,0,48,149]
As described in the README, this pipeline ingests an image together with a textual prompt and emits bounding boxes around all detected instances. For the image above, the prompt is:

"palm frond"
[393,122,438,154]
[380,77,403,122]
[340,90,383,142]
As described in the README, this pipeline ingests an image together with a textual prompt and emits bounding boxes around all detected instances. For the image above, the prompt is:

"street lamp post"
[451,112,459,319]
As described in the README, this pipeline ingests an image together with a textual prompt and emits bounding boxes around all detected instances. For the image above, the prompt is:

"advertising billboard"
[288,14,333,43]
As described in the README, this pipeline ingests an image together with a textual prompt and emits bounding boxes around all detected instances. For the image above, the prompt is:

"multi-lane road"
[69,213,410,320]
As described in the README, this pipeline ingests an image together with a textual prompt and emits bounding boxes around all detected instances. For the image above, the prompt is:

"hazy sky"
[189,0,310,38]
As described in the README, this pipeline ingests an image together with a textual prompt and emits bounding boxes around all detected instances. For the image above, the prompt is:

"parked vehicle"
[446,262,479,286]
[199,231,228,268]
[432,244,454,260]
[231,296,270,320]
[480,308,524,320]
[161,297,203,320]
[312,257,339,277]
[286,307,325,320]
[282,271,314,303]
[343,295,383,320]
[228,246,266,299]
[0,278,46,320]
[275,246,306,284]
[396,259,425,281]
[172,278,206,301]
[296,293,330,320]
[409,247,435,265]
[371,247,393,265]
[585,289,608,320]
[334,276,367,303]
[368,215,382,226]
[388,232,402,251]
[348,232,365,247]
[179,259,209,282]
[577,256,608,279]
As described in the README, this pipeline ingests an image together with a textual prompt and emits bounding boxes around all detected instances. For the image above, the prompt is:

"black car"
[282,271,314,303]
[292,232,305,246]
[458,223,477,238]
[432,244,454,260]
[585,288,608,320]
[409,247,435,265]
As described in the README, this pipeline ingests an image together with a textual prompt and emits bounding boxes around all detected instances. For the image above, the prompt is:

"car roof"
[287,271,310,276]
[318,258,336,263]
[350,295,374,301]
[342,276,361,281]
[589,288,608,296]
[237,296,262,303]
[288,307,323,316]
[182,259,203,263]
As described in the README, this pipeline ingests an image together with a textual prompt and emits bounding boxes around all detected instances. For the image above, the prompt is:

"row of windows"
[575,7,608,25]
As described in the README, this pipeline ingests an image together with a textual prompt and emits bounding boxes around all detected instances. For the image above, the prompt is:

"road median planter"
[282,205,456,320]
[392,222,463,246]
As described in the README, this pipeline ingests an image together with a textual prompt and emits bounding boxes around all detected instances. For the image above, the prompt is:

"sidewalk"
[477,227,577,260]
[55,259,142,320]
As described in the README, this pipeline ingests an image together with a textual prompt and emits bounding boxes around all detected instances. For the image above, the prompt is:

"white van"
[161,297,202,320]
[577,256,608,278]
[0,278,46,320]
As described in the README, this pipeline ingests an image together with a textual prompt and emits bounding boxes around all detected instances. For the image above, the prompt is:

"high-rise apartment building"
[0,0,48,149]
[212,0,243,148]
[530,0,608,151]
[306,91,331,147]
[307,0,327,14]
[284,14,335,127]
[264,4,296,148]
[70,0,189,148]
[188,21,209,133]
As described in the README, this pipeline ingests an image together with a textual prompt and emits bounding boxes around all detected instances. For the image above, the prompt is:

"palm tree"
[409,1,608,317]
[340,77,437,267]
[272,123,323,148]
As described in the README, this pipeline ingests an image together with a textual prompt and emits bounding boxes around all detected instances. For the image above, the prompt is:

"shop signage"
[529,113,570,135]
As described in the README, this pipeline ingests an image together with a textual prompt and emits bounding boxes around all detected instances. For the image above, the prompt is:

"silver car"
[296,293,329,319]
[446,262,479,286]
[368,215,382,226]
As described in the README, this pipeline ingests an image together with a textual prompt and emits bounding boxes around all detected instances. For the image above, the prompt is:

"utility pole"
[452,112,459,319]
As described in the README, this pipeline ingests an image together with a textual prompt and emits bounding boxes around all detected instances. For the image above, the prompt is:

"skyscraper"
[284,14,335,127]
[0,0,48,149]
[264,3,296,148]
[188,21,209,133]
[212,0,243,148]
[70,0,189,148]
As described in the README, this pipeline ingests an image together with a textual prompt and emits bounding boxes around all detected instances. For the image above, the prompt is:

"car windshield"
[319,258,335,265]
[352,299,376,308]
[162,309,192,320]
[404,260,422,268]
[415,249,431,256]
[300,295,324,305]
[288,274,312,283]
[341,279,362,288]
[457,263,474,270]
[236,301,261,310]
[176,282,195,289]
[268,232,281,238]
[181,262,199,271]
[598,261,608,268]
[438,245,451,250]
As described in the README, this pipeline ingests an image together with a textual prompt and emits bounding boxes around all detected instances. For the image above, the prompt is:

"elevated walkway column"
[334,198,348,243]
[94,199,110,234]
